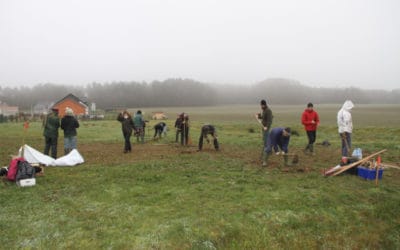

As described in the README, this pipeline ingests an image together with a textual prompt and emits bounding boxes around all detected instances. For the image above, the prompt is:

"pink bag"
[6,157,24,181]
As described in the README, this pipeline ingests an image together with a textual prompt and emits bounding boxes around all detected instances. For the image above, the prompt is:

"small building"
[0,102,19,116]
[152,112,168,120]
[52,94,89,117]
[33,102,54,115]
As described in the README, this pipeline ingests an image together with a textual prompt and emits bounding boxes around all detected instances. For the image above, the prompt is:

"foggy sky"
[0,0,399,90]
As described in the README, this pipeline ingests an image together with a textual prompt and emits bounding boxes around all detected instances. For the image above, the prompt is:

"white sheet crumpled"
[18,144,84,166]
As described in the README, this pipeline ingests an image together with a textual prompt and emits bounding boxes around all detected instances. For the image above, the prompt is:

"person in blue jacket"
[263,127,291,167]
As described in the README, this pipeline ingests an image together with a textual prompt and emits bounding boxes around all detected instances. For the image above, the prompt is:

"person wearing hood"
[337,100,354,157]
[301,102,320,154]
[61,107,80,155]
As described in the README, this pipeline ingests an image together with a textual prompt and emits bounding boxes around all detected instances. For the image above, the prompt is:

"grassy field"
[1,104,399,249]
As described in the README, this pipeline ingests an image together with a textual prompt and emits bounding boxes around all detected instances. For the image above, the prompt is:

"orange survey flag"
[23,121,30,130]
[377,155,381,166]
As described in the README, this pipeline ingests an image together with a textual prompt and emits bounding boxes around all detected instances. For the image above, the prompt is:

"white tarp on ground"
[18,144,84,166]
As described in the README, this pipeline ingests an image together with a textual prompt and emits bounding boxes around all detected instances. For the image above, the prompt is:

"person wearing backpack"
[43,108,60,159]
[61,107,80,155]
[133,110,145,143]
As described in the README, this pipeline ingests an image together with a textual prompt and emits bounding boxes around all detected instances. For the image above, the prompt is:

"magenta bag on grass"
[6,157,24,181]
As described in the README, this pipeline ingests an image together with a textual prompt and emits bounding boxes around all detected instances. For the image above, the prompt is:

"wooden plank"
[331,149,387,176]
[381,164,400,170]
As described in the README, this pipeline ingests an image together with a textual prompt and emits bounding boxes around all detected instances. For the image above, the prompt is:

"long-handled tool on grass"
[331,149,387,176]
[381,163,400,170]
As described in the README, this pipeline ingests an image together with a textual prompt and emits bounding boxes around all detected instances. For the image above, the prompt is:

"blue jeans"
[64,136,77,154]
[340,132,351,157]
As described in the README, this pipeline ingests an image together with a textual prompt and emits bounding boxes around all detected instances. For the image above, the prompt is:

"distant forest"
[1,78,399,110]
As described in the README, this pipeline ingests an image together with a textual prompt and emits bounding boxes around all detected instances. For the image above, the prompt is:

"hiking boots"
[304,144,315,155]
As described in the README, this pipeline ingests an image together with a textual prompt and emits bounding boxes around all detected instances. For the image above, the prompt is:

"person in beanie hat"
[255,99,273,166]
[301,102,320,155]
[61,107,80,155]
[263,127,291,167]
[43,107,60,158]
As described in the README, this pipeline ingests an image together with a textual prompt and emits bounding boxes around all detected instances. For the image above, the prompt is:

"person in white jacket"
[337,100,354,157]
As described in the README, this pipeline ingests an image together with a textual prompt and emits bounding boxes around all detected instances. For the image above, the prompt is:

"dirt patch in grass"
[78,141,344,175]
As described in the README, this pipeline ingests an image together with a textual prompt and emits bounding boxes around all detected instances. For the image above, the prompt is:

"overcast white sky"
[0,0,399,89]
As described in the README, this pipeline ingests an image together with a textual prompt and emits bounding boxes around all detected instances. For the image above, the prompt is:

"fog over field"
[1,0,399,90]
[1,79,399,110]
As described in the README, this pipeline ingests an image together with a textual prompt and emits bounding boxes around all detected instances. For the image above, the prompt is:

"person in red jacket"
[301,102,320,154]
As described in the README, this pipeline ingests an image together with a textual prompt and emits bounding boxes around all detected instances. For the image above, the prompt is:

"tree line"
[0,78,399,110]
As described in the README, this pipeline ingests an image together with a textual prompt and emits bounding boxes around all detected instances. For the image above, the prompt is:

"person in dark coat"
[153,122,167,139]
[43,108,60,158]
[60,107,80,155]
[264,127,291,167]
[179,113,190,145]
[198,124,219,151]
[174,114,182,143]
[255,99,273,166]
[117,110,134,153]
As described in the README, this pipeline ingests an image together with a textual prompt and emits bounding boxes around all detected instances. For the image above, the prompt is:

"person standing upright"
[60,107,80,155]
[301,102,320,155]
[255,99,273,166]
[117,110,134,153]
[133,110,145,143]
[43,108,60,158]
[178,113,190,145]
[337,100,354,157]
[174,114,182,143]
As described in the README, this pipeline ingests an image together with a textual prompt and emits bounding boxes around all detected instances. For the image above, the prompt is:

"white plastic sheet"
[19,144,84,166]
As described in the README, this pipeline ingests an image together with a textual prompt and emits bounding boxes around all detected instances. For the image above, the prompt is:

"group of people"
[117,111,220,153]
[117,110,146,153]
[116,99,353,166]
[42,107,80,158]
[256,99,354,167]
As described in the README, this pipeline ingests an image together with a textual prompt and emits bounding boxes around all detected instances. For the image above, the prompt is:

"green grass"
[0,104,399,249]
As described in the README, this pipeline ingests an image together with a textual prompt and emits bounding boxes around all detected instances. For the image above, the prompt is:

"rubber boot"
[309,144,315,155]
[262,152,270,167]
[303,144,310,154]
[284,154,291,167]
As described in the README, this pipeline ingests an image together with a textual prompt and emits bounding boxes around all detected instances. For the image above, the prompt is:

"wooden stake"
[331,149,387,176]
[381,164,400,170]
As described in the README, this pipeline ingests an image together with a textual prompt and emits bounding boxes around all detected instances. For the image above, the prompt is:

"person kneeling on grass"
[198,124,219,151]
[263,127,291,167]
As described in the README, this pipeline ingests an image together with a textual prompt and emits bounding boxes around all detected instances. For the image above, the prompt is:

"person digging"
[262,127,292,167]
